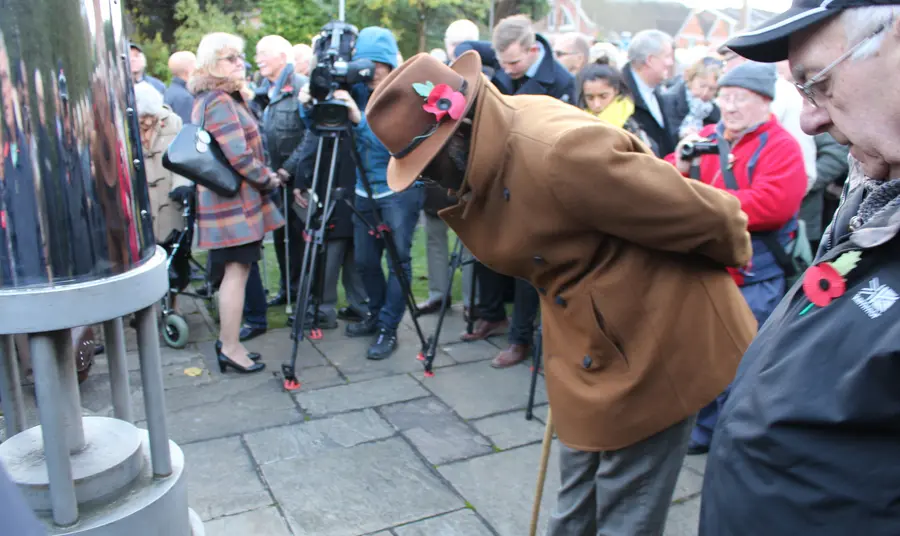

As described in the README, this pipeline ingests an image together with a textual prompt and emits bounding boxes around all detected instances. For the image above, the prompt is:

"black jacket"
[254,65,309,179]
[293,131,356,240]
[492,34,576,104]
[622,63,676,157]
[701,182,900,536]
[659,78,720,143]
[163,77,195,125]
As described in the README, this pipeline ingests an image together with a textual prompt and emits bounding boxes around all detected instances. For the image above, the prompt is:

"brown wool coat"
[438,81,758,451]
[142,106,192,243]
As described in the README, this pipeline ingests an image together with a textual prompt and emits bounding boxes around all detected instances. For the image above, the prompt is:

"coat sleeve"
[546,123,752,267]
[813,133,850,190]
[204,95,272,189]
[732,133,808,232]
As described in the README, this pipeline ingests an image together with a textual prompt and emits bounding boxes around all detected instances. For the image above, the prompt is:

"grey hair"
[842,5,897,60]
[133,81,163,117]
[627,29,672,66]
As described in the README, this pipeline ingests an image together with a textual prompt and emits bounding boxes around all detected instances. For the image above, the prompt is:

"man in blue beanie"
[301,27,424,360]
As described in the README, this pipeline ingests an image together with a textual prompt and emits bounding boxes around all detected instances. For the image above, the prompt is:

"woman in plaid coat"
[189,32,285,373]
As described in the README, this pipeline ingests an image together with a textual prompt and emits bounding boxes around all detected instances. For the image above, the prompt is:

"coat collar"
[440,79,514,221]
[493,34,558,95]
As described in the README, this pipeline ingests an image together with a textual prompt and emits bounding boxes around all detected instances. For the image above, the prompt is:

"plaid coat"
[190,87,284,250]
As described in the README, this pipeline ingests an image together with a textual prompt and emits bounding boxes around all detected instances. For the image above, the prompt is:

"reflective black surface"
[0,0,154,289]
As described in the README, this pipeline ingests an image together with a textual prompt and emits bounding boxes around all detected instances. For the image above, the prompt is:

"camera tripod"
[281,125,430,391]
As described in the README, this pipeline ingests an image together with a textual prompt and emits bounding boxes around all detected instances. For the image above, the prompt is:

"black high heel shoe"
[216,347,265,374]
[215,340,260,361]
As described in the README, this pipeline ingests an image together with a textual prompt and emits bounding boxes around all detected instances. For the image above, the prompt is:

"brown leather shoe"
[416,297,447,315]
[460,318,509,341]
[491,344,530,368]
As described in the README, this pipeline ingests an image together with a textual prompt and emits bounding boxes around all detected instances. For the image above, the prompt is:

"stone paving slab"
[203,506,292,536]
[439,442,561,536]
[435,339,502,365]
[244,409,395,465]
[472,410,547,450]
[664,497,701,536]
[392,509,495,535]
[182,436,272,521]
[683,453,707,475]
[673,467,704,502]
[235,329,330,370]
[312,328,437,382]
[293,374,429,417]
[379,398,493,465]
[418,360,547,420]
[262,437,464,536]
[401,307,508,349]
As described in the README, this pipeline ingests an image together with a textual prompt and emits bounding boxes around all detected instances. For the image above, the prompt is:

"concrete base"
[25,430,193,536]
[1,417,144,512]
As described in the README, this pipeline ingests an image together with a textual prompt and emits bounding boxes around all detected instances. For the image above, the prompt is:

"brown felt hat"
[365,50,483,192]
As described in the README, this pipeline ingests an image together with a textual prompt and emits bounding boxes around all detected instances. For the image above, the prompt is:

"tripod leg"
[526,323,543,420]
[284,187,293,316]
[422,236,464,376]
[466,257,477,335]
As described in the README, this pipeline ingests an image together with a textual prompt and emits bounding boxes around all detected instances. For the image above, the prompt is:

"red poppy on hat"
[420,83,466,121]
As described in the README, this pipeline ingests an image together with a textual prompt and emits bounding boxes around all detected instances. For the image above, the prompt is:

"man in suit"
[463,14,577,371]
[621,29,677,157]
[364,51,757,534]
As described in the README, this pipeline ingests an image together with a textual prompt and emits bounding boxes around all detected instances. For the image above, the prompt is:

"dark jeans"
[354,189,424,332]
[475,263,540,346]
[242,261,268,330]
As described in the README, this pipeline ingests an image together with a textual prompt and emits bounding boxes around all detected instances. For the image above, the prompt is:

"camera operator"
[299,27,423,360]
[666,61,807,454]
[252,35,309,317]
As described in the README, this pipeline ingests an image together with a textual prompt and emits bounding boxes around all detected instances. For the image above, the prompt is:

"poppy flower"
[802,262,846,307]
[423,83,466,122]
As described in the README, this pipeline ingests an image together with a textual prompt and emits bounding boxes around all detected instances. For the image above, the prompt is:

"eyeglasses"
[794,23,886,107]
[219,53,246,65]
[716,93,753,108]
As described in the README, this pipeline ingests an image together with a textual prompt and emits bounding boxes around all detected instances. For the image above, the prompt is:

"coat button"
[503,188,510,200]
[533,256,545,265]
[583,355,592,368]
[555,296,567,307]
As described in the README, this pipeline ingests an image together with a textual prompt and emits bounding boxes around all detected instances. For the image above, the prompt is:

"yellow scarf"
[590,96,635,129]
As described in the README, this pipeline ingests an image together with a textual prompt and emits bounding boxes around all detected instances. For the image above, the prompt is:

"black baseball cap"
[129,42,143,53]
[725,0,897,63]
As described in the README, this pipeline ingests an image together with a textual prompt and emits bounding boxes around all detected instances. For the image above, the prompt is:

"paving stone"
[145,373,303,444]
[419,361,547,420]
[439,442,561,536]
[235,329,330,369]
[683,453,707,475]
[401,306,470,342]
[380,398,492,465]
[393,509,493,535]
[263,437,463,536]
[244,409,395,465]
[531,404,549,424]
[436,339,501,365]
[664,497,701,536]
[91,343,202,375]
[182,437,272,521]
[472,410,546,450]
[203,506,292,536]
[672,467,704,502]
[294,375,429,417]
[313,328,429,382]
[288,364,346,392]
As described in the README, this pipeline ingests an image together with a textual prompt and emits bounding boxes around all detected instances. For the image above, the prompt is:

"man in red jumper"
[666,61,807,454]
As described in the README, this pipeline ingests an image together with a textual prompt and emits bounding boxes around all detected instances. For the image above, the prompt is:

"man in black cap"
[129,43,166,95]
[701,2,900,534]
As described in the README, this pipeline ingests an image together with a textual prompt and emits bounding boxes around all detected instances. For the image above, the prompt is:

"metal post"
[489,0,495,30]
[134,306,172,477]
[103,318,133,423]
[30,332,79,527]
[53,330,86,453]
[0,335,27,438]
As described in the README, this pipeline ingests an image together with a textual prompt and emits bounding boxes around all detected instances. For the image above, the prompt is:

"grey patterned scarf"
[854,177,900,228]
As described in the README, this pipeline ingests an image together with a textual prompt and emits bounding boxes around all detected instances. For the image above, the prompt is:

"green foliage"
[138,33,173,84]
[173,0,239,54]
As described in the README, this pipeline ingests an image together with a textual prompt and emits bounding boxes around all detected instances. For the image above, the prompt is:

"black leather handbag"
[162,91,243,197]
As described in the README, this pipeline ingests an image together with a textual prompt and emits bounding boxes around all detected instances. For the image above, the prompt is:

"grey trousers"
[547,416,695,536]
[424,212,476,306]
[309,238,368,321]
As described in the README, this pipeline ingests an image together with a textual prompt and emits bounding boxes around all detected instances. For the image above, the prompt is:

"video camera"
[307,20,375,132]
[679,139,720,160]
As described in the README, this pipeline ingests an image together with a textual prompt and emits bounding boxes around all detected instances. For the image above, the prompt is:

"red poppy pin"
[799,250,862,315]
[282,85,294,93]
[413,81,466,122]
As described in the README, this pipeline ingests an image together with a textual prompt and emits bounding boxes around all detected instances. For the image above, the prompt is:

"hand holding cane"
[530,408,554,536]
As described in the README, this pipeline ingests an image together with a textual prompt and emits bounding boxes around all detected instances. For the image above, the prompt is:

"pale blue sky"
[680,0,792,13]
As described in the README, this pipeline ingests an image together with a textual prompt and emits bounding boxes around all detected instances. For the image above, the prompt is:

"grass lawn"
[194,223,465,329]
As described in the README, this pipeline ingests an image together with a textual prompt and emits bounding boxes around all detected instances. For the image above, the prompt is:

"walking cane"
[530,408,554,536]
[283,186,293,316]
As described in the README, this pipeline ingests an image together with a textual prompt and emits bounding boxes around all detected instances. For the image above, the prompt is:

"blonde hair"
[492,15,535,53]
[196,32,244,72]
[257,35,294,64]
[683,58,722,84]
